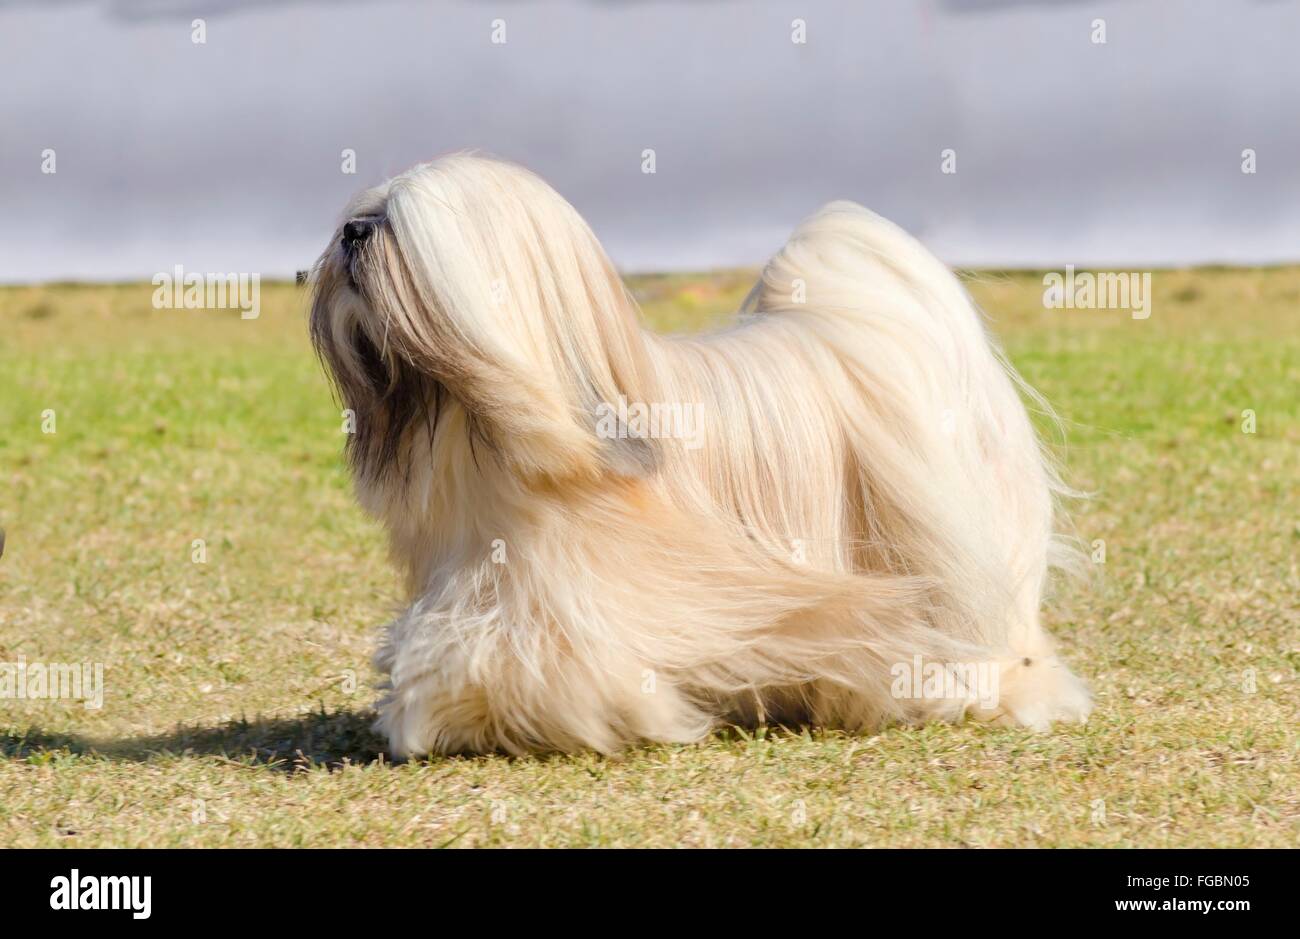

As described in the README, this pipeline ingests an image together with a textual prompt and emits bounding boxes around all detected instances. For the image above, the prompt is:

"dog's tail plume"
[746,202,1075,655]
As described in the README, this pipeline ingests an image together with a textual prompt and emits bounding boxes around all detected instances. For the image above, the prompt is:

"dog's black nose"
[342,219,375,248]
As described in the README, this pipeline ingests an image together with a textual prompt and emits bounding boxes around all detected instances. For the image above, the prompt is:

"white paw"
[975,656,1093,731]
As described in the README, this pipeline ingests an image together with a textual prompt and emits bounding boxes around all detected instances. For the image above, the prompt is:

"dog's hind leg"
[752,201,1092,731]
[971,584,1093,731]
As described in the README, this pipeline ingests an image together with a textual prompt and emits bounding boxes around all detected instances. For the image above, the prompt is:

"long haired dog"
[310,153,1091,756]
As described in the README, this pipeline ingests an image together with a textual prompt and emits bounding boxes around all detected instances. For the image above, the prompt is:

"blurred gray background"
[1,0,1297,282]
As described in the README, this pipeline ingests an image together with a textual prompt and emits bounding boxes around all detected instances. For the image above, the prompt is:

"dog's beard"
[309,230,447,483]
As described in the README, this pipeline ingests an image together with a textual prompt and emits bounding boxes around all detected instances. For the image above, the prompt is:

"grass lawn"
[1,267,1296,847]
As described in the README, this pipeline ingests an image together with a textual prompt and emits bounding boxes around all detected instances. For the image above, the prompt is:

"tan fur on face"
[310,153,1092,756]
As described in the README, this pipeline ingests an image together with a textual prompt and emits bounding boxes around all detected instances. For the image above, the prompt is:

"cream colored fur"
[309,153,1091,756]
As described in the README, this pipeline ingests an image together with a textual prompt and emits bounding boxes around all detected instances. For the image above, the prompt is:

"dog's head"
[310,153,656,486]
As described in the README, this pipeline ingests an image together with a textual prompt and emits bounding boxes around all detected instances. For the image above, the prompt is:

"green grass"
[1,268,1297,847]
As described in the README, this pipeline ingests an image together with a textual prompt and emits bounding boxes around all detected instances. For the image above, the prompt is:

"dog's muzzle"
[342,218,376,250]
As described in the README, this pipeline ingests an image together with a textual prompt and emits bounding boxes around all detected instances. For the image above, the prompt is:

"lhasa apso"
[310,153,1091,756]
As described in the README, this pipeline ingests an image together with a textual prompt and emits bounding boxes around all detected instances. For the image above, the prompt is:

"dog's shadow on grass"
[3,708,394,773]
[5,711,828,773]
